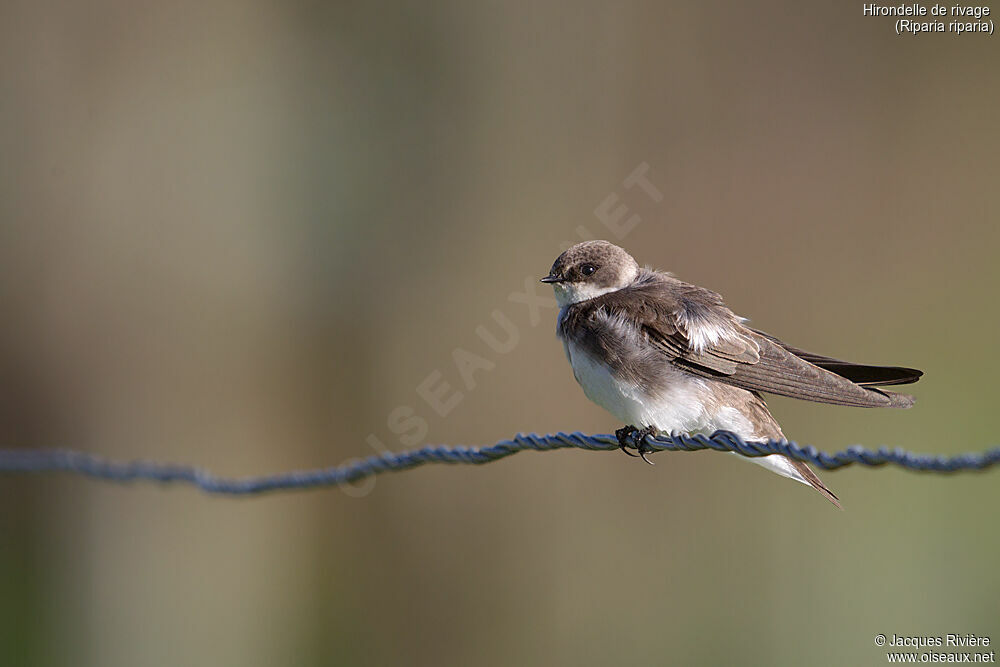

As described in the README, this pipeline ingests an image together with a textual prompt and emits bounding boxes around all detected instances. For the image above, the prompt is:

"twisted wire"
[0,431,997,496]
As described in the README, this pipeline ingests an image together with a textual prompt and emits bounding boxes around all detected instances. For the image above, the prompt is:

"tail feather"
[787,459,843,509]
[740,452,843,509]
[739,394,843,508]
[748,327,923,389]
[810,362,923,388]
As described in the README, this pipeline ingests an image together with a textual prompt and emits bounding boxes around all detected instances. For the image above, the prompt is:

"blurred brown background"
[1,2,998,665]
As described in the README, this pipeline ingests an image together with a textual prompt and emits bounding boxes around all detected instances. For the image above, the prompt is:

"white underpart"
[551,277,809,487]
[563,339,712,434]
[562,337,810,488]
[748,454,811,486]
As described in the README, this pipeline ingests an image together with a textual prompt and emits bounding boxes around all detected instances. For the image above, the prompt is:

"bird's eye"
[580,264,597,276]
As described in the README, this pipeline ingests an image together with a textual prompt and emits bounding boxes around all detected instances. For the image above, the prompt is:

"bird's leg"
[635,425,659,465]
[614,425,641,458]
[614,425,659,464]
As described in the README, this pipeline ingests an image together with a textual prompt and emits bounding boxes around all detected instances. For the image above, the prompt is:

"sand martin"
[542,240,922,508]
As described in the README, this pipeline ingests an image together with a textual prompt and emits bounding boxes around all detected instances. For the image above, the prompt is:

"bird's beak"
[540,275,564,284]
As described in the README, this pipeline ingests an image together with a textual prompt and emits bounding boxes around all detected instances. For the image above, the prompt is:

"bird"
[541,240,922,508]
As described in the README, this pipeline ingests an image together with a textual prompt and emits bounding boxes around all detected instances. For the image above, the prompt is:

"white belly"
[563,340,810,487]
[563,340,712,433]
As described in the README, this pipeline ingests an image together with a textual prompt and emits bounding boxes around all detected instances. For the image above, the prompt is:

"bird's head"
[541,240,640,307]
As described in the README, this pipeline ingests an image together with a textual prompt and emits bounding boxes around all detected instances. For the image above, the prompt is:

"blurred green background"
[1,2,997,666]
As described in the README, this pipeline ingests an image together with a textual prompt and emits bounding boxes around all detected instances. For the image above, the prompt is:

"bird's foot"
[614,425,659,465]
[615,426,641,458]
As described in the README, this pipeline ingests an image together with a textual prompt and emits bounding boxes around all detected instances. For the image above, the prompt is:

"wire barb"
[0,431,998,496]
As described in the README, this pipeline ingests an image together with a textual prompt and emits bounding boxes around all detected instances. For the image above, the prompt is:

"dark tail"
[788,459,843,509]
[749,327,923,389]
[801,361,922,388]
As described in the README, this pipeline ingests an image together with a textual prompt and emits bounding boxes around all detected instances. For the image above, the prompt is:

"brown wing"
[680,333,916,408]
[592,273,917,408]
[749,328,923,387]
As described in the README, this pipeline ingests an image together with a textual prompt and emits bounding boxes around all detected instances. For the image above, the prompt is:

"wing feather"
[582,272,918,408]
[749,328,923,387]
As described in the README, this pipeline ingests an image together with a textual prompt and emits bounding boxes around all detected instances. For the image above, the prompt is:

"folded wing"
[749,328,923,387]
[595,274,920,408]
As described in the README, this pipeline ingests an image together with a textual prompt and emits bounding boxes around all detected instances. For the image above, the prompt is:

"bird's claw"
[615,426,640,458]
[614,425,658,465]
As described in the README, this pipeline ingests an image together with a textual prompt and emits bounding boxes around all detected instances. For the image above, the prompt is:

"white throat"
[551,265,638,307]
[552,282,624,307]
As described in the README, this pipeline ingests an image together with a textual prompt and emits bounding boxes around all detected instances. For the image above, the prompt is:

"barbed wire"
[0,431,997,496]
